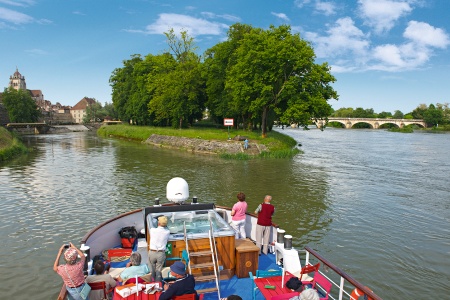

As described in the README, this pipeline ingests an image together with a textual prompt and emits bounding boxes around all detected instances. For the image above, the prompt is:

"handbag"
[64,265,91,300]
[78,283,91,300]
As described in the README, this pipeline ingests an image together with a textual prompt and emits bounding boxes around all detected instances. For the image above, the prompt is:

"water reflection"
[1,128,448,299]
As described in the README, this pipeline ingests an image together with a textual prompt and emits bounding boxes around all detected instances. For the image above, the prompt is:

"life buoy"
[350,287,373,300]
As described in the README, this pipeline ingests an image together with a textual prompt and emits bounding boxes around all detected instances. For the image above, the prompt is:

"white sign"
[223,118,234,126]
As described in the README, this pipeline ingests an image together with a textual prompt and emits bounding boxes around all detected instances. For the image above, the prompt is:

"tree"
[423,104,443,127]
[203,23,254,128]
[148,30,205,128]
[411,104,428,119]
[101,102,118,120]
[221,24,337,136]
[110,54,144,123]
[83,100,102,123]
[393,110,404,119]
[377,111,392,118]
[332,107,354,117]
[2,87,41,122]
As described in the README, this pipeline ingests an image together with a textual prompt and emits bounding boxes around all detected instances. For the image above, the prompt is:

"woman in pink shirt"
[53,242,88,300]
[230,192,248,239]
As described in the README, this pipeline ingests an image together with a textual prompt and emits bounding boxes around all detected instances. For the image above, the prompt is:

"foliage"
[393,110,404,119]
[204,24,337,137]
[377,111,392,118]
[101,102,119,120]
[82,100,102,123]
[109,54,155,125]
[411,104,428,119]
[388,127,414,133]
[0,127,28,161]
[148,31,206,128]
[2,88,41,122]
[423,104,444,127]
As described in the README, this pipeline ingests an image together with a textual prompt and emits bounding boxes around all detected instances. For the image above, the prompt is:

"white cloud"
[306,17,370,60]
[144,13,228,37]
[271,12,290,22]
[295,0,336,15]
[315,1,336,16]
[25,48,48,56]
[404,21,450,49]
[294,0,312,8]
[37,18,52,25]
[201,11,241,23]
[0,7,33,24]
[369,21,449,71]
[357,0,412,34]
[73,11,86,16]
[0,0,34,7]
[371,42,430,70]
[219,14,241,22]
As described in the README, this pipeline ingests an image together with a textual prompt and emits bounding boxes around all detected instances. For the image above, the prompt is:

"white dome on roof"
[166,177,189,204]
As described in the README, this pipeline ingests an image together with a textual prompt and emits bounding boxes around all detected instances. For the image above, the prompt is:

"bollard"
[277,229,285,244]
[284,235,292,250]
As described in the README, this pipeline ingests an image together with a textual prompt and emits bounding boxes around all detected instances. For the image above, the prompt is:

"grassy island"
[97,124,300,159]
[0,127,28,162]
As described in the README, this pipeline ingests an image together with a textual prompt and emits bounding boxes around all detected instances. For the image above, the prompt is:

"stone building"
[70,97,96,124]
[8,68,45,103]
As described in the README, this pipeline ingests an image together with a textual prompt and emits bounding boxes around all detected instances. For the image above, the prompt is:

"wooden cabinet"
[235,238,259,278]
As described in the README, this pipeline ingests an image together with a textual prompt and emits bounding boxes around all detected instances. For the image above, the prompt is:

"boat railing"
[301,246,382,300]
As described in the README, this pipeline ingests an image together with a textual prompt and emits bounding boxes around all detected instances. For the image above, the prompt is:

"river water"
[0,128,448,299]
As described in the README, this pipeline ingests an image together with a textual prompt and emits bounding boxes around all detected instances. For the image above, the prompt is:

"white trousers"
[230,219,246,239]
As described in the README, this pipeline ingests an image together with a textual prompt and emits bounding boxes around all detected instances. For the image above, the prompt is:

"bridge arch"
[313,118,427,129]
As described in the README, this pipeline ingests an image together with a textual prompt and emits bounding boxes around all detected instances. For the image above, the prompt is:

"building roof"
[71,97,96,111]
[29,89,43,97]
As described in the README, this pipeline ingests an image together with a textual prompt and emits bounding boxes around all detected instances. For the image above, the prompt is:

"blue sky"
[1,0,449,114]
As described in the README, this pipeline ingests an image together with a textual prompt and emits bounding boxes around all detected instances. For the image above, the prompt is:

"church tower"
[8,68,27,90]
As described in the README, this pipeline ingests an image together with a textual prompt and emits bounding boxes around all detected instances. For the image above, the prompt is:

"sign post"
[223,118,234,140]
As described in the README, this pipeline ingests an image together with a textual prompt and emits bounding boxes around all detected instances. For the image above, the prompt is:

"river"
[0,128,448,299]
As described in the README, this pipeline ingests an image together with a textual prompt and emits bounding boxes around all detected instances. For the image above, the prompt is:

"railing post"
[339,276,345,300]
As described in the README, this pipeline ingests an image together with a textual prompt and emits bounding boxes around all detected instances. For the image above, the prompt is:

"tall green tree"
[83,100,102,123]
[148,30,205,128]
[393,110,404,119]
[424,104,443,126]
[110,54,145,124]
[411,104,428,119]
[203,23,254,127]
[216,24,337,136]
[377,111,392,118]
[2,88,40,122]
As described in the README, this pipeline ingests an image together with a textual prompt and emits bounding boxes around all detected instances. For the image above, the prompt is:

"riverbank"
[0,127,28,162]
[97,124,300,158]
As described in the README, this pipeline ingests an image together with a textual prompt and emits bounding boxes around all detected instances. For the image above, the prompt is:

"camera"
[64,244,70,249]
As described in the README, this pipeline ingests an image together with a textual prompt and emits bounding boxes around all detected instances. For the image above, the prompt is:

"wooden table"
[254,271,298,299]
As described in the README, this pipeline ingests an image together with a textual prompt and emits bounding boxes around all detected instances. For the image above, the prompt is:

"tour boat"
[57,178,381,300]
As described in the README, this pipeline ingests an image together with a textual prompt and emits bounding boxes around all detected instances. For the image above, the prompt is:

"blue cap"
[170,261,186,275]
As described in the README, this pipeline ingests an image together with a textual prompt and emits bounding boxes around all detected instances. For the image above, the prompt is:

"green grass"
[98,124,301,159]
[0,127,28,161]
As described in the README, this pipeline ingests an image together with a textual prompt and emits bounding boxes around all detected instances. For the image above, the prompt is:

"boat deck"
[196,251,280,300]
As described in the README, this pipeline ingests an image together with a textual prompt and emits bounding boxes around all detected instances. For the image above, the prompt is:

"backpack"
[118,226,138,248]
[286,276,303,291]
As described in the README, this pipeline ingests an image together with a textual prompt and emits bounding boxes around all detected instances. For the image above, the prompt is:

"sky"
[1,0,449,114]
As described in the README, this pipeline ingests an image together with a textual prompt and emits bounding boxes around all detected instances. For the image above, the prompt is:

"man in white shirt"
[148,215,170,282]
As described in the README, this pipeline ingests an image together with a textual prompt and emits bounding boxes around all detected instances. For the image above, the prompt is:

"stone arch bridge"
[313,118,427,129]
